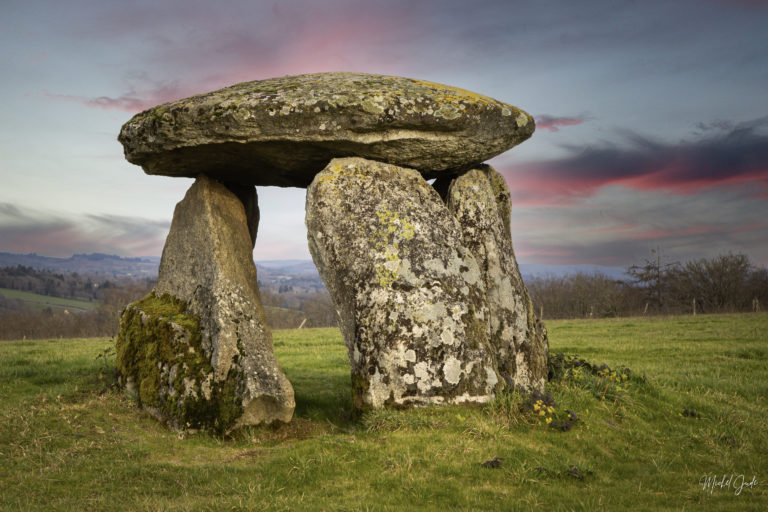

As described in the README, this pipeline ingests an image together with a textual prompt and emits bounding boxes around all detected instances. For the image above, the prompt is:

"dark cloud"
[500,116,768,205]
[693,119,735,134]
[0,203,169,258]
[517,221,768,267]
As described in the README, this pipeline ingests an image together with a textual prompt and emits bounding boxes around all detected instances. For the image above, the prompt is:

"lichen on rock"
[306,157,502,409]
[440,165,548,390]
[118,72,534,187]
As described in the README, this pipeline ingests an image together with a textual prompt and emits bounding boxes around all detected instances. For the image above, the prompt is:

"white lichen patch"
[443,356,463,385]
[486,366,499,388]
[200,375,213,401]
[440,327,456,347]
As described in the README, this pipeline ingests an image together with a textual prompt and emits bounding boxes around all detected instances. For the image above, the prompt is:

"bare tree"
[627,247,678,313]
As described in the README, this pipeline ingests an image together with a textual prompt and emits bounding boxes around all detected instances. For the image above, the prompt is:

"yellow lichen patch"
[368,207,417,288]
[314,161,371,187]
[375,247,401,289]
[411,79,496,104]
[375,209,415,241]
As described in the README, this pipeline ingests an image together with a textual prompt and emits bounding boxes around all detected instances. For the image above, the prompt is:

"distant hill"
[0,251,324,290]
[0,252,630,286]
[254,260,324,292]
[0,252,160,278]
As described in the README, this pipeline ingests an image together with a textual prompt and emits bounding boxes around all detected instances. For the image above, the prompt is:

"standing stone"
[440,166,548,390]
[116,175,294,432]
[306,157,501,409]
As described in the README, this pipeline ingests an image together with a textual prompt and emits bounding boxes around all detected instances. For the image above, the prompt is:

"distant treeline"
[0,265,336,339]
[0,265,158,340]
[2,252,765,340]
[259,289,338,329]
[0,265,149,302]
[528,253,768,319]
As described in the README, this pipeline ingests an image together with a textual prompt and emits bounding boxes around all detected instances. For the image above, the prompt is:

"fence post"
[692,298,696,316]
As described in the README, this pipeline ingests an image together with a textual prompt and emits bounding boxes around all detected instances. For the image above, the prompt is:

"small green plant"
[520,388,580,431]
[94,344,117,390]
[549,352,633,402]
[484,387,525,425]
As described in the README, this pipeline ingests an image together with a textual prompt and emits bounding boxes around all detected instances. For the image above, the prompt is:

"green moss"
[130,292,199,332]
[115,291,244,434]
[350,372,371,411]
[139,369,161,407]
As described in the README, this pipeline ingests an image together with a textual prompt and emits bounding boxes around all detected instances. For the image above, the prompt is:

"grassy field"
[1,313,766,511]
[0,287,97,312]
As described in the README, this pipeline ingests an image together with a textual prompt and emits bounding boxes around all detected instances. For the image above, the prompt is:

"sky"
[1,0,767,269]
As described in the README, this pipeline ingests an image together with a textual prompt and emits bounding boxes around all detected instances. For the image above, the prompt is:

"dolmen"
[116,72,548,433]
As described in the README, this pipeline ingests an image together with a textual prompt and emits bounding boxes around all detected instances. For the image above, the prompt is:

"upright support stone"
[116,175,294,431]
[440,166,548,390]
[306,157,502,409]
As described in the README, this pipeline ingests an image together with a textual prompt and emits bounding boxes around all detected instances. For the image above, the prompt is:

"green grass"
[0,287,97,312]
[1,313,766,511]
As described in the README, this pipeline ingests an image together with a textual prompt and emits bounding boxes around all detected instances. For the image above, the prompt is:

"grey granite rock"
[306,157,502,408]
[441,166,548,390]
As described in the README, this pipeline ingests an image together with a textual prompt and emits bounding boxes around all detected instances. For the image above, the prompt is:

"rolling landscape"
[0,250,766,509]
[1,314,765,510]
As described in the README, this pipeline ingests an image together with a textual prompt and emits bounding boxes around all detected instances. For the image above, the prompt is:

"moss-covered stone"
[150,175,294,429]
[116,292,244,433]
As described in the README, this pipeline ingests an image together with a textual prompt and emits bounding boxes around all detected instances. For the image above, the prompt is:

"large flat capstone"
[118,72,534,187]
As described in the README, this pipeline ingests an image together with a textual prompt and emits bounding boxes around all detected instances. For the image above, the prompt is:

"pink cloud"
[43,81,191,113]
[535,115,588,132]
[42,3,422,114]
